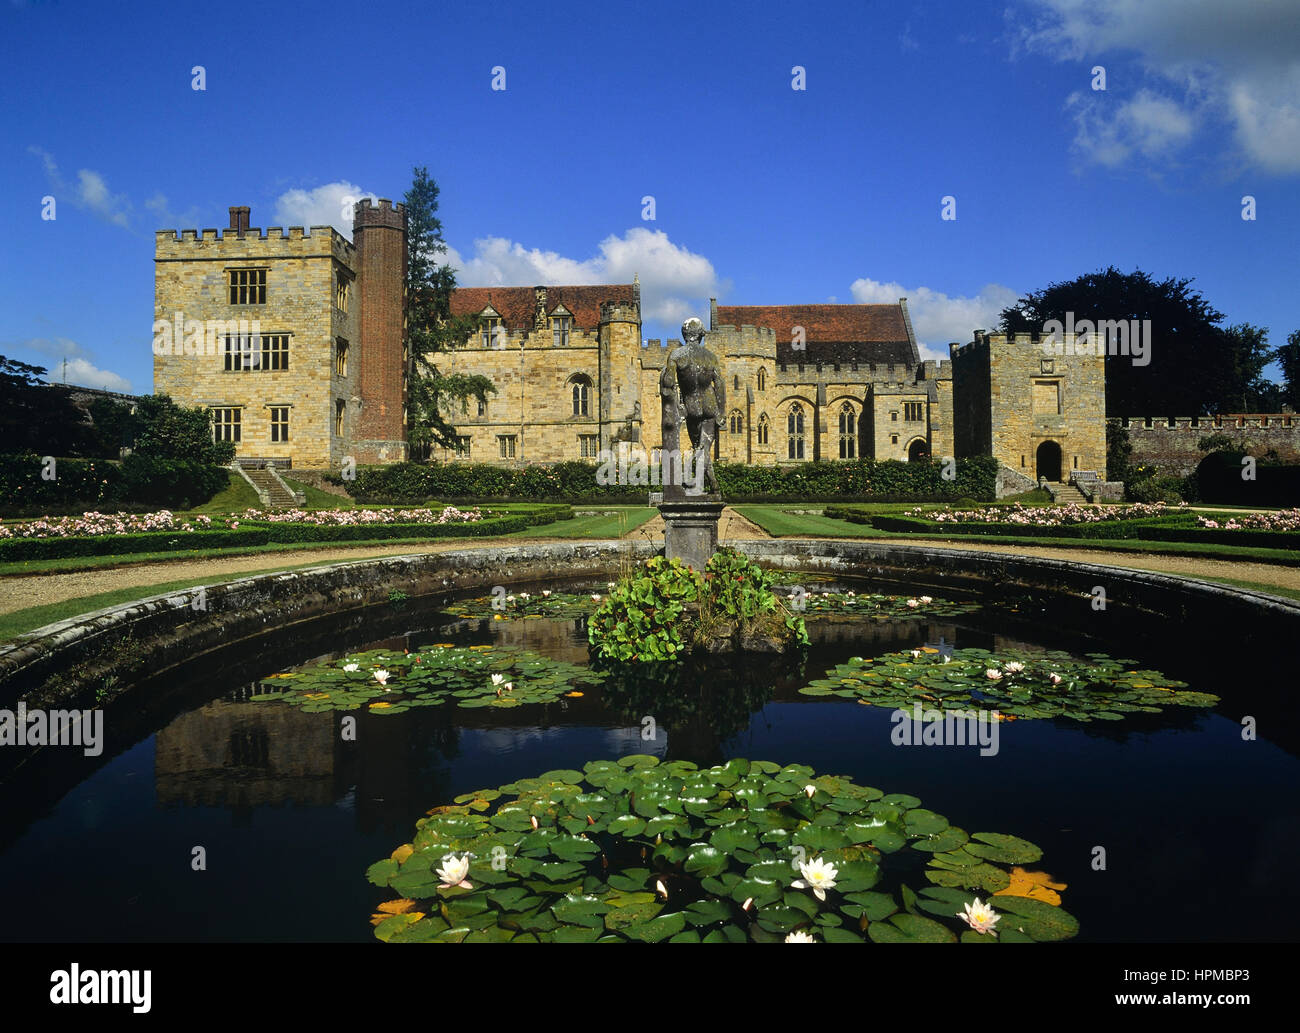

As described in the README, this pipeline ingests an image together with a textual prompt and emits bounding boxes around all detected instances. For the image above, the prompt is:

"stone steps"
[1050,483,1089,505]
[239,465,300,508]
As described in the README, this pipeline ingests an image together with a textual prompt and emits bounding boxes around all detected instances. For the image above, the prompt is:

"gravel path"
[4,517,1297,620]
[0,538,578,617]
[788,535,1300,593]
[623,506,771,544]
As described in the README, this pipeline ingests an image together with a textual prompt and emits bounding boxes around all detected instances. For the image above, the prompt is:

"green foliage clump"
[330,456,1000,504]
[587,549,807,663]
[365,756,1079,943]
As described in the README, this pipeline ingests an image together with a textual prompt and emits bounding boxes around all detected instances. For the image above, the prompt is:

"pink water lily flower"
[985,668,1003,681]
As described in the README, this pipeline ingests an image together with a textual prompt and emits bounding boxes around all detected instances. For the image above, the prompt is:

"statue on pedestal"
[660,317,725,497]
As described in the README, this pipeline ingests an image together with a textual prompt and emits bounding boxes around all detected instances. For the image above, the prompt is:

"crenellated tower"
[598,275,643,453]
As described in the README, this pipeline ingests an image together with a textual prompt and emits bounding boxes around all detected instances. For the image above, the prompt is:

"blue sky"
[3,0,1297,395]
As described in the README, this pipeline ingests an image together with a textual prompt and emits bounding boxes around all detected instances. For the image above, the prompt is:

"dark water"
[1,578,1296,943]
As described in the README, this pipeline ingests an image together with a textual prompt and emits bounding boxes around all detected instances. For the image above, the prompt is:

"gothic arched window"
[757,368,767,391]
[729,410,744,434]
[787,403,805,460]
[570,375,592,417]
[757,413,769,445]
[838,401,856,459]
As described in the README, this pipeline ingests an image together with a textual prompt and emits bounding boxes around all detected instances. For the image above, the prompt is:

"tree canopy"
[998,267,1283,416]
[403,166,495,455]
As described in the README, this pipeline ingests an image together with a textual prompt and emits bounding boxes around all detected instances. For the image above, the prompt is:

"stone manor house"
[153,201,1117,493]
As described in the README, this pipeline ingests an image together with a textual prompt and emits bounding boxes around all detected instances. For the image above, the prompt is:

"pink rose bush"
[908,501,1181,527]
[0,505,483,540]
[1196,508,1300,532]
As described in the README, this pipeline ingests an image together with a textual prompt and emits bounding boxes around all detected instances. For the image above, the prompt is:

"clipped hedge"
[334,455,999,504]
[843,510,1300,550]
[0,505,569,563]
[0,452,230,514]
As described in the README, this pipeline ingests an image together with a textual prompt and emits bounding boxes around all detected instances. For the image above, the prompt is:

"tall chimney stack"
[228,206,251,236]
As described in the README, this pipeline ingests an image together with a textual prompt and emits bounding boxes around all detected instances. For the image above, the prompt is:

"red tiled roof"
[450,285,636,331]
[717,303,917,366]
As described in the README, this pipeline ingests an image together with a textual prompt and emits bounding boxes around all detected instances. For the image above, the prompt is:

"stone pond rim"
[2,539,1298,707]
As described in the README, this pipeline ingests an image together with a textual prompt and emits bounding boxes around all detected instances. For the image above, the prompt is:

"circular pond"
[1,554,1295,944]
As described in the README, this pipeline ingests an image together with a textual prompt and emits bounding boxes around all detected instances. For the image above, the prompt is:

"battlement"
[156,205,354,265]
[1118,414,1299,431]
[353,197,406,231]
[599,300,640,323]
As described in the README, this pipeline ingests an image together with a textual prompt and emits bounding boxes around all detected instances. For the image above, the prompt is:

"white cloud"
[1015,0,1300,173]
[28,146,132,227]
[272,181,375,239]
[144,192,201,230]
[57,358,133,393]
[1067,88,1196,166]
[9,337,133,392]
[849,278,1020,361]
[444,227,724,328]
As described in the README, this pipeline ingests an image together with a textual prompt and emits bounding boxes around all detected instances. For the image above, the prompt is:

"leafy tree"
[999,267,1262,416]
[403,166,495,456]
[0,354,96,455]
[1219,323,1279,412]
[131,394,234,466]
[1277,330,1300,411]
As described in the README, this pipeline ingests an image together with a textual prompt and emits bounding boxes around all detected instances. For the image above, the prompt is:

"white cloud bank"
[849,278,1021,361]
[1016,0,1300,173]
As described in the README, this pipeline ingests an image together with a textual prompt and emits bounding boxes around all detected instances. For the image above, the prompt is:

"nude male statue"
[660,317,726,496]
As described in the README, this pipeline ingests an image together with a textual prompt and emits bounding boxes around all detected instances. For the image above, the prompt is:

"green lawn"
[733,505,890,538]
[280,477,356,509]
[509,507,656,539]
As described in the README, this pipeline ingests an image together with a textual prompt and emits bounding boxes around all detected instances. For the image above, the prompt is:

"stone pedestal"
[657,495,725,571]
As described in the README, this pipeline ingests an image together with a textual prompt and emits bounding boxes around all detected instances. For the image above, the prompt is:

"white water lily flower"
[957,897,1000,936]
[343,663,359,672]
[906,598,920,608]
[804,785,817,798]
[785,930,817,943]
[542,590,552,597]
[911,649,922,658]
[985,668,1002,681]
[519,592,530,600]
[491,673,506,687]
[373,669,391,685]
[607,582,616,590]
[503,682,513,693]
[1004,661,1025,674]
[436,853,473,890]
[1049,673,1063,685]
[792,856,839,901]
[919,595,933,604]
[591,594,602,603]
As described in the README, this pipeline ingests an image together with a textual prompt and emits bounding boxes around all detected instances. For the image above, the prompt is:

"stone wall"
[1118,415,1300,475]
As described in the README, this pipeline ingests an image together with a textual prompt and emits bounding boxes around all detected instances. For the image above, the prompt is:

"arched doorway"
[1035,440,1062,482]
[907,438,929,462]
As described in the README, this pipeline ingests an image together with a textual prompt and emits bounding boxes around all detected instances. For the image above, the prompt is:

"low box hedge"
[844,510,1300,550]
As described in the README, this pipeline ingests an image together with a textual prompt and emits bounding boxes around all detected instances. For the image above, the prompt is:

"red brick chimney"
[352,198,408,462]
[228,206,250,236]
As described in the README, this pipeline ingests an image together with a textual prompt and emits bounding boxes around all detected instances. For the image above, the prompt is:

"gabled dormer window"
[479,306,502,348]
[552,315,571,347]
